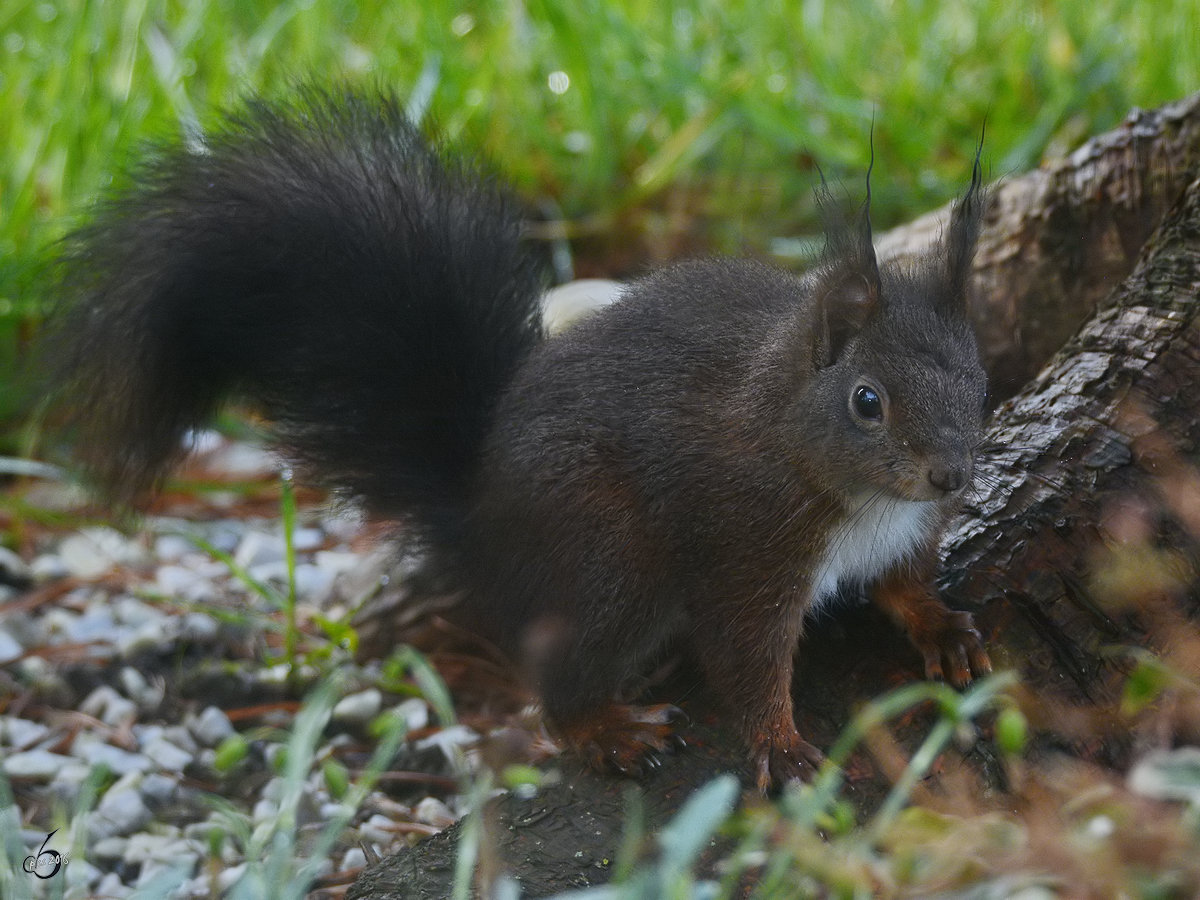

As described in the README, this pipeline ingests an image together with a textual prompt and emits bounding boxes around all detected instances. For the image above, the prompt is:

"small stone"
[218,862,248,892]
[112,596,165,628]
[119,666,165,712]
[414,724,478,764]
[188,706,234,747]
[163,725,199,754]
[155,564,213,601]
[293,563,334,599]
[359,813,395,845]
[0,546,32,587]
[341,846,368,871]
[59,527,143,579]
[333,689,382,725]
[235,531,287,569]
[63,857,103,894]
[91,836,130,860]
[118,619,174,657]
[65,602,119,644]
[252,798,278,824]
[395,698,430,732]
[90,779,152,838]
[0,628,22,665]
[2,749,74,779]
[153,533,197,561]
[48,761,94,805]
[177,612,219,643]
[142,736,194,771]
[414,796,457,828]
[140,772,178,806]
[72,733,153,776]
[292,527,325,551]
[29,553,70,581]
[80,685,138,727]
[0,715,50,750]
[94,872,132,898]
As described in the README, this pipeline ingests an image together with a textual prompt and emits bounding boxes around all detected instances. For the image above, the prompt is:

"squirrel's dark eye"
[852,385,883,421]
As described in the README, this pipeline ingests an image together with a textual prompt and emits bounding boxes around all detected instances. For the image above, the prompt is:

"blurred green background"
[2,0,1198,445]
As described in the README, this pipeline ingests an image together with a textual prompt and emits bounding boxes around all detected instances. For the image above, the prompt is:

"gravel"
[1,452,476,899]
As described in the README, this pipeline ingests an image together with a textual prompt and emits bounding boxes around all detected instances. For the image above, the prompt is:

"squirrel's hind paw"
[557,703,687,777]
[752,729,825,794]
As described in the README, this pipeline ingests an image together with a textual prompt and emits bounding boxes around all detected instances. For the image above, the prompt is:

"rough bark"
[877,91,1200,400]
[939,170,1200,717]
[350,101,1200,899]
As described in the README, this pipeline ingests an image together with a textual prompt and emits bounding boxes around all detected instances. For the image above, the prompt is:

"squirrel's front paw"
[912,609,992,688]
[558,702,687,777]
[751,729,824,793]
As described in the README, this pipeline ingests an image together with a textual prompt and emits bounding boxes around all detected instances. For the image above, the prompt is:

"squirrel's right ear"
[812,268,879,368]
[811,179,882,368]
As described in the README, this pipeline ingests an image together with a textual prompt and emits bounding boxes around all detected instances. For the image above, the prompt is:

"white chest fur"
[811,494,939,608]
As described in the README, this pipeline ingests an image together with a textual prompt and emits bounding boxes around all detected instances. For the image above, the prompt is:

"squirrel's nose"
[928,460,968,494]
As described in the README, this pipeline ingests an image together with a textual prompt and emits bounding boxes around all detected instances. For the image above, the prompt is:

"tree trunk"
[350,96,1200,900]
[878,91,1200,401]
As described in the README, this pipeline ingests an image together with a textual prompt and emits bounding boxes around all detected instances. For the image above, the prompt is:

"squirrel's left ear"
[937,136,988,318]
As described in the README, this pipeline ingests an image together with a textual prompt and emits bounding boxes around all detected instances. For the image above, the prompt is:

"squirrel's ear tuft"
[938,134,988,318]
[811,157,882,368]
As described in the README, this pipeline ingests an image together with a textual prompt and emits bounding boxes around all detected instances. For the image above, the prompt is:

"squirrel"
[48,86,993,791]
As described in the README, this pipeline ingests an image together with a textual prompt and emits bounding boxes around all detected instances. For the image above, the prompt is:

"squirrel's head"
[793,148,989,505]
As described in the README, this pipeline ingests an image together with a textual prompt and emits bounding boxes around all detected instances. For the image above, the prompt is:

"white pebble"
[80,685,138,727]
[118,622,173,657]
[333,689,382,725]
[90,782,152,838]
[155,564,212,600]
[112,596,164,628]
[414,796,457,828]
[91,836,130,860]
[140,772,178,806]
[359,813,396,845]
[163,725,199,754]
[218,863,249,892]
[252,798,279,824]
[188,706,234,747]
[0,546,32,584]
[341,846,368,871]
[395,698,430,732]
[66,603,118,644]
[292,527,325,551]
[95,872,132,898]
[153,534,196,561]
[72,733,153,776]
[0,715,50,750]
[235,531,287,569]
[2,749,74,779]
[30,553,70,581]
[0,628,22,664]
[293,563,334,599]
[59,527,144,579]
[178,612,219,643]
[414,724,478,764]
[142,737,194,771]
[119,667,164,712]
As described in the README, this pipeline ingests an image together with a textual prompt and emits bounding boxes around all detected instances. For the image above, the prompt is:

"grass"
[4,0,1200,435]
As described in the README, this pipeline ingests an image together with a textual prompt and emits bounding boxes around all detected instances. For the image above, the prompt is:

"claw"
[558,702,687,777]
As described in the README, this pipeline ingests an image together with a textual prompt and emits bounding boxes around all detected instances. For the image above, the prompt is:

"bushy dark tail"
[49,86,548,544]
